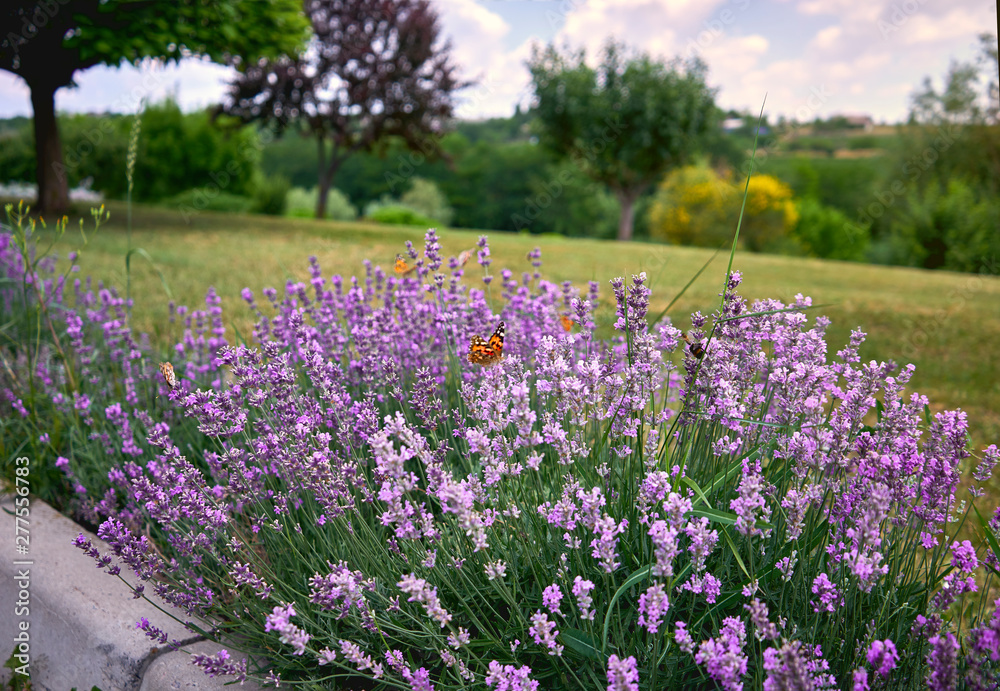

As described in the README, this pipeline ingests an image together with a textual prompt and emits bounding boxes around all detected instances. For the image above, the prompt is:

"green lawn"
[20,200,1000,451]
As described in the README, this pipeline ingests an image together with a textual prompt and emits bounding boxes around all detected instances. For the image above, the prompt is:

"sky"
[0,0,996,124]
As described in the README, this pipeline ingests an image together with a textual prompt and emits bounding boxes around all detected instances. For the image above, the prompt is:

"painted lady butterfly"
[559,315,574,331]
[159,361,179,389]
[468,321,505,366]
[394,254,416,276]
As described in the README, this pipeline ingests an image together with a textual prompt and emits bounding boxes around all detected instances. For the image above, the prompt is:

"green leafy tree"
[527,41,717,241]
[0,0,308,214]
[871,32,1000,269]
[909,33,998,126]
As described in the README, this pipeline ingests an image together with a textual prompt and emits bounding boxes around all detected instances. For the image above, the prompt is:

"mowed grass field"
[21,201,1000,451]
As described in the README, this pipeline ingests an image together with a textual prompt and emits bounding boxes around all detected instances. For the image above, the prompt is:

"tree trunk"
[30,80,70,216]
[615,188,640,241]
[316,174,330,219]
[315,138,344,220]
[315,136,329,219]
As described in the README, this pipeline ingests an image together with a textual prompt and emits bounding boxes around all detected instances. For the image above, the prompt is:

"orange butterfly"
[394,254,416,276]
[682,333,705,359]
[559,315,574,331]
[468,322,505,366]
[159,361,179,389]
[457,249,473,267]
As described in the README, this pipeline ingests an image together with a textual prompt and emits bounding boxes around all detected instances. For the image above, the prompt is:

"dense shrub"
[366,202,437,227]
[647,163,733,247]
[649,164,798,252]
[762,156,890,219]
[0,100,260,202]
[164,189,254,215]
[400,177,454,226]
[250,174,291,216]
[286,186,358,221]
[4,207,999,689]
[793,197,869,261]
[0,125,38,184]
[875,178,1000,271]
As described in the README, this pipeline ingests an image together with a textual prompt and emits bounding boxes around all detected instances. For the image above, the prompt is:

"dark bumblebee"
[682,333,705,359]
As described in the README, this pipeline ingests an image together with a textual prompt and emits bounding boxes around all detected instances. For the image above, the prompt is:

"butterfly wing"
[468,321,505,366]
[394,254,415,276]
[159,362,178,389]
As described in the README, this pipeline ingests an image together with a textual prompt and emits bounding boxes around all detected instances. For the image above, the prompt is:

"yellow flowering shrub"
[740,174,800,252]
[648,163,735,247]
[648,164,799,252]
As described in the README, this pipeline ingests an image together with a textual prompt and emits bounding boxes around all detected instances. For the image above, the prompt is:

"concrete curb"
[1,494,262,690]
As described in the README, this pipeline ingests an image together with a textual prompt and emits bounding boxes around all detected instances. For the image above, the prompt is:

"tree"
[527,42,717,241]
[219,0,461,219]
[909,33,998,126]
[0,0,307,215]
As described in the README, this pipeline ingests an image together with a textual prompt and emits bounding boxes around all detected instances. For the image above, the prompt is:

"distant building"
[722,117,745,132]
[840,114,874,132]
[721,117,769,135]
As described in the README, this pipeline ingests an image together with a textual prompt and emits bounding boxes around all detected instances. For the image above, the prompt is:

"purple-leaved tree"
[220,0,462,219]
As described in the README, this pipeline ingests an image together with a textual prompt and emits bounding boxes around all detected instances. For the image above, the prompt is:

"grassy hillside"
[19,201,1000,450]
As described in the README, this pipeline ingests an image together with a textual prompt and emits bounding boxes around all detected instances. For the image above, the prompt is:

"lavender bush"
[3,203,1000,689]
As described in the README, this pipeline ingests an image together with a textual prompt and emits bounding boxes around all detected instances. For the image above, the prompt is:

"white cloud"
[558,0,732,60]
[0,74,30,117]
[811,25,842,50]
[796,0,881,23]
[436,0,530,118]
[897,6,990,45]
[0,0,991,125]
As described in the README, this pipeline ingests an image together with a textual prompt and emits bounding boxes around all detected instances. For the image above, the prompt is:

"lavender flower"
[591,515,627,573]
[925,632,958,691]
[762,641,836,690]
[529,610,563,656]
[542,584,563,616]
[674,621,695,654]
[866,638,899,676]
[810,573,841,613]
[485,661,539,691]
[398,573,452,627]
[572,576,596,621]
[606,654,639,691]
[696,617,748,691]
[190,649,247,681]
[136,617,168,645]
[264,603,311,655]
[637,583,670,634]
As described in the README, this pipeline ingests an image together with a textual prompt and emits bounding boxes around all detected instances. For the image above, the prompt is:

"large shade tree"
[220,0,462,219]
[528,42,717,241]
[0,0,308,214]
